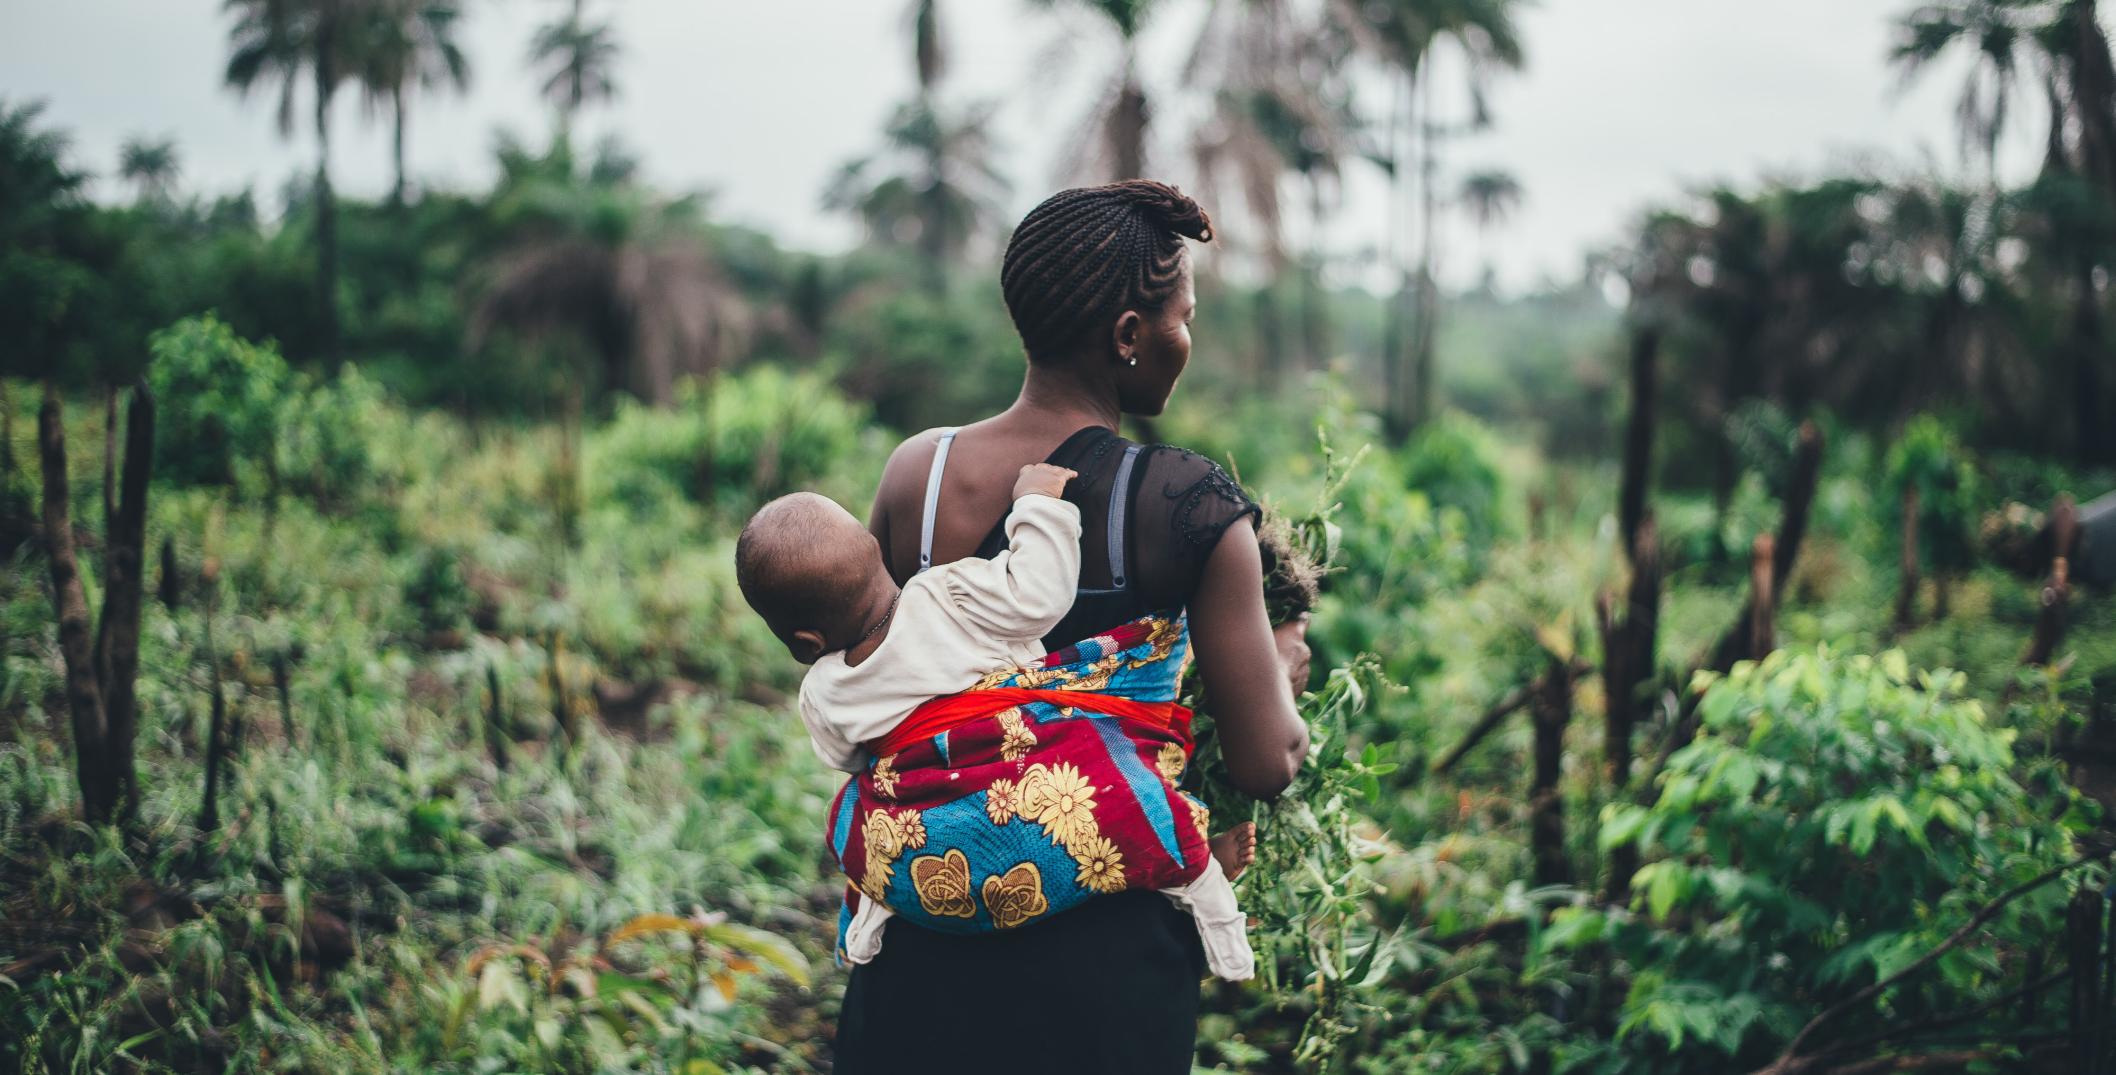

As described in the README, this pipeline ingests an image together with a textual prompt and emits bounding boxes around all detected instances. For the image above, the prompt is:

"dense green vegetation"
[8,0,2116,1072]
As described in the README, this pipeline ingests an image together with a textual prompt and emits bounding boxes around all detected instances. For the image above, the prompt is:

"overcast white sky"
[0,0,2069,293]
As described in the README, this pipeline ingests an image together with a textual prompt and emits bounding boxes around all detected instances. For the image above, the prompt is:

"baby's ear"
[790,628,828,665]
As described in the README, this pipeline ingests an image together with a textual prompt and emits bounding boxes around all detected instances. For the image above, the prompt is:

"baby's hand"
[1013,463,1077,501]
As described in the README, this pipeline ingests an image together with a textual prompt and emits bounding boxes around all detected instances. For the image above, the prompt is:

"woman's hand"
[1273,612,1312,699]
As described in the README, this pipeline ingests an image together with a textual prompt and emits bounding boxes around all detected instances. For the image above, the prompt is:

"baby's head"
[736,492,893,664]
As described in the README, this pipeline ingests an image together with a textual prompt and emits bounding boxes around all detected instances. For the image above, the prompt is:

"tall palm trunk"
[391,81,408,207]
[1110,46,1148,180]
[313,43,341,365]
[1300,179,1329,371]
[2076,251,2107,463]
[1411,65,1440,428]
[1384,72,1413,442]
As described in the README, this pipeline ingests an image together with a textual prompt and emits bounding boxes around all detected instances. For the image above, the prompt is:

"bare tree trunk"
[1383,74,1410,442]
[1895,485,1922,635]
[1,377,14,476]
[2074,253,2106,465]
[198,595,228,837]
[485,662,510,771]
[101,383,115,538]
[1530,657,1573,888]
[1411,65,1440,429]
[1618,328,1660,558]
[40,384,115,823]
[2024,494,2077,669]
[273,651,294,745]
[159,534,180,611]
[1109,49,1148,181]
[1748,534,1777,661]
[391,82,408,208]
[548,632,577,749]
[1708,422,1822,671]
[1602,517,1659,903]
[313,50,342,367]
[91,382,153,823]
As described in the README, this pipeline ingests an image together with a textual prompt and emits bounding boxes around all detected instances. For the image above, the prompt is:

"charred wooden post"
[2019,495,2079,676]
[41,383,116,823]
[92,382,153,822]
[1709,424,1822,671]
[547,632,576,749]
[1895,484,1922,635]
[1530,658,1574,888]
[1,377,14,476]
[1618,326,1660,558]
[100,383,116,538]
[158,534,180,611]
[272,652,294,745]
[1748,534,1777,661]
[1602,517,1661,902]
[2069,886,2106,1073]
[198,560,228,836]
[485,662,510,771]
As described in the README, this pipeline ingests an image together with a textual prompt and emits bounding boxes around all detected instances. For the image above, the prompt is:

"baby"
[735,463,1256,979]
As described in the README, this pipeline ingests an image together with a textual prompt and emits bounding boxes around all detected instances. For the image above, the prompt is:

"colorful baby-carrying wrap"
[825,612,1214,955]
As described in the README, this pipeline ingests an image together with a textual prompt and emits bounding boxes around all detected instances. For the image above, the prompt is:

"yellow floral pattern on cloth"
[858,808,927,901]
[982,862,1050,929]
[1017,762,1098,851]
[1071,834,1127,893]
[871,753,901,799]
[1155,742,1186,782]
[985,778,1019,825]
[1183,793,1211,846]
[909,849,977,919]
[997,707,1038,761]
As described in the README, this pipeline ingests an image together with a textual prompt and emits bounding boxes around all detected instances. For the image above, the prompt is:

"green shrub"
[1578,647,2079,1072]
[1400,411,1509,545]
[146,313,290,493]
[587,364,882,519]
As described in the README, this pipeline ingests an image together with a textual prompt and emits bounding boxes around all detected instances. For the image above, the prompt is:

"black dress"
[831,426,1261,1075]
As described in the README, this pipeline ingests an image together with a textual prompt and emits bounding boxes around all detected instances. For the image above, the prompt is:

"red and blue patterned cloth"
[826,613,1214,954]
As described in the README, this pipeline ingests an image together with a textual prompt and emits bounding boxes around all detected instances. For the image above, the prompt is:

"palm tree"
[1891,0,2052,179]
[225,0,362,363]
[1031,0,1161,180]
[117,136,180,205]
[1186,0,1363,379]
[911,0,945,93]
[1457,167,1520,291]
[1335,0,1526,436]
[356,0,470,205]
[529,0,619,133]
[1894,0,2116,462]
[470,137,751,406]
[824,100,1010,285]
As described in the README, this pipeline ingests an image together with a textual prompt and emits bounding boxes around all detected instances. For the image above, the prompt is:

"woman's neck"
[1007,359,1121,434]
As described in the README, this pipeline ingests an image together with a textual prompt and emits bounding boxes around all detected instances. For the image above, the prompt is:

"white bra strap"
[916,428,959,574]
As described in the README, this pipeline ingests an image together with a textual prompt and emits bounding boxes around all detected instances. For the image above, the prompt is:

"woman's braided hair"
[1000,180,1213,363]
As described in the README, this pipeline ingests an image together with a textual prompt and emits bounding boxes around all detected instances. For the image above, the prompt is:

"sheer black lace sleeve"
[1130,445,1262,612]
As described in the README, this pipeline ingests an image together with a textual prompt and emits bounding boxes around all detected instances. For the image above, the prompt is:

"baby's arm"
[798,683,865,772]
[940,464,1081,642]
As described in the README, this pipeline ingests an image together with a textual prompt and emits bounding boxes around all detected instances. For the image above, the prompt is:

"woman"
[836,180,1311,1073]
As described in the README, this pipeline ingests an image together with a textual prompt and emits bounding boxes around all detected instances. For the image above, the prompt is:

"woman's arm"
[1187,516,1310,799]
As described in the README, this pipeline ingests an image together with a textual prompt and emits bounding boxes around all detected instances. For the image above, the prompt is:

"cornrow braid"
[1000,180,1214,363]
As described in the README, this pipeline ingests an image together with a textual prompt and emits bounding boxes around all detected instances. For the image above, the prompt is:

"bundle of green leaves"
[1189,433,1400,1069]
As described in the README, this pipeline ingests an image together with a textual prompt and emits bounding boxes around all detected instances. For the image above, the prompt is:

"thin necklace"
[854,590,902,646]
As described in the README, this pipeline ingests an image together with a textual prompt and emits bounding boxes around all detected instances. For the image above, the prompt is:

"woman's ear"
[790,628,828,665]
[1111,310,1143,364]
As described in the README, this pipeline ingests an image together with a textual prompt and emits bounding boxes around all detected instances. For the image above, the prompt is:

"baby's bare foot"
[1209,822,1257,881]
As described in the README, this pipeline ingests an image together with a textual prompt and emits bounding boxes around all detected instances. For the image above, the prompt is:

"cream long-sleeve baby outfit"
[797,491,1255,981]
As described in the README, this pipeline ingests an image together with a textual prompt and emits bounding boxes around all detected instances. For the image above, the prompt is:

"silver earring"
[1126,356,1138,367]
